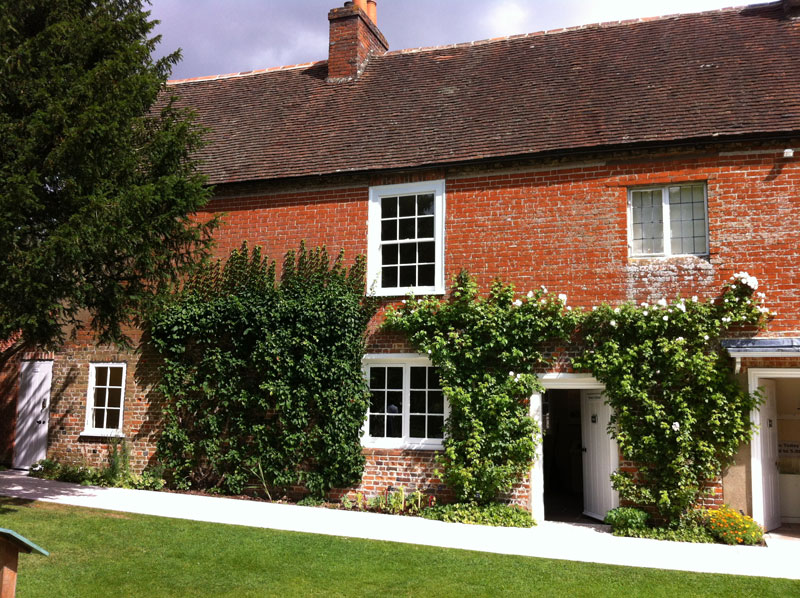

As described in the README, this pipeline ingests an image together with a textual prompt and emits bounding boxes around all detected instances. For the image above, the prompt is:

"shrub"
[422,502,534,528]
[706,506,764,545]
[604,507,649,531]
[29,444,167,490]
[575,273,769,521]
[384,271,578,503]
[151,243,378,498]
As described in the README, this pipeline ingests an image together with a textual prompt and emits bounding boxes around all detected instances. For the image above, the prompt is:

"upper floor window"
[362,354,448,449]
[368,180,445,296]
[82,363,126,437]
[628,182,708,257]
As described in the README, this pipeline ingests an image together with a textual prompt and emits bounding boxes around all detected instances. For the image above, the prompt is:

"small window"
[368,180,445,296]
[629,183,708,257]
[363,355,447,449]
[82,363,126,436]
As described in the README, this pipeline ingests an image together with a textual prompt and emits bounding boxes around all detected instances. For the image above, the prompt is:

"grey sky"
[150,0,744,80]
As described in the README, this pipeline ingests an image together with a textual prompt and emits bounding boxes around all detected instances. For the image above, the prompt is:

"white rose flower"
[614,307,620,314]
[610,320,617,327]
[672,421,680,432]
[558,293,568,303]
[643,310,649,316]
[527,290,534,299]
[703,334,709,340]
[657,298,667,307]
[691,296,698,302]
[514,299,522,307]
[676,302,686,312]
[663,315,669,321]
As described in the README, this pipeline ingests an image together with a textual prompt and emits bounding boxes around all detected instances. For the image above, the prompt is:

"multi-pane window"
[364,357,447,448]
[83,363,126,434]
[380,193,435,288]
[629,183,708,257]
[368,180,445,296]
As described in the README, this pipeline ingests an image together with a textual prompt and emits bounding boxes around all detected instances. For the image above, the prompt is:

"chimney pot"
[352,0,367,12]
[367,0,377,24]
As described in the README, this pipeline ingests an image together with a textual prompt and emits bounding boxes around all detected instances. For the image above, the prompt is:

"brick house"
[2,0,800,529]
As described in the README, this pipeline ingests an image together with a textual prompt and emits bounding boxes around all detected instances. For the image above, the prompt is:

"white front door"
[581,389,619,520]
[12,360,53,469]
[759,379,782,531]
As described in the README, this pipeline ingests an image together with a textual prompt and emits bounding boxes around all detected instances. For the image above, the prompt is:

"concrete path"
[1,469,797,580]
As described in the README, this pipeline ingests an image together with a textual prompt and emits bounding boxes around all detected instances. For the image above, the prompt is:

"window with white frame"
[82,363,126,436]
[367,180,445,296]
[363,355,448,449]
[628,182,708,257]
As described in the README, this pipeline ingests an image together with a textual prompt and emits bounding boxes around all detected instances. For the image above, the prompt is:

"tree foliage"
[0,0,216,347]
[384,272,579,503]
[150,243,378,498]
[574,273,769,521]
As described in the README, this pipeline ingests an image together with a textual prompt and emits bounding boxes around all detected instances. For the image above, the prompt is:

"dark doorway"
[542,389,590,522]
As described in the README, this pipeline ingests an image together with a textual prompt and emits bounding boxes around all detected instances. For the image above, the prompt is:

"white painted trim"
[81,362,127,437]
[747,368,800,527]
[361,354,447,450]
[727,351,800,358]
[537,373,605,390]
[367,180,446,297]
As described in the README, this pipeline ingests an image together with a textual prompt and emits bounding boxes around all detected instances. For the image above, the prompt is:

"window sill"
[372,287,445,298]
[362,439,444,451]
[79,429,125,439]
[628,253,710,262]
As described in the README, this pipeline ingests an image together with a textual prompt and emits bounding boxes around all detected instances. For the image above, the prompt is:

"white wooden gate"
[12,360,53,469]
[581,389,619,520]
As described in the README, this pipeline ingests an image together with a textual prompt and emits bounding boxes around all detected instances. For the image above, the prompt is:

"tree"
[0,0,217,348]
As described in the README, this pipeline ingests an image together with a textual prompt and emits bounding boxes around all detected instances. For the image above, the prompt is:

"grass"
[1,498,797,598]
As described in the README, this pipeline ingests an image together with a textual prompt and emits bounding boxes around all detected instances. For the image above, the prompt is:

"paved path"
[1,469,797,580]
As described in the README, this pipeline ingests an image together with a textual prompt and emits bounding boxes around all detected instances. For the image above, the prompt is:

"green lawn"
[1,497,797,598]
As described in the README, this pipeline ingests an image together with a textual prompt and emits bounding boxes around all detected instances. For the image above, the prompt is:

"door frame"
[530,373,608,523]
[747,367,800,528]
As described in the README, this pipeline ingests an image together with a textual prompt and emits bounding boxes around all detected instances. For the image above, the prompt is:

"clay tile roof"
[167,3,800,185]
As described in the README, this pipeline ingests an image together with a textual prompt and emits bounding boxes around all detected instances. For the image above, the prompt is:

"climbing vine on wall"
[384,271,580,503]
[150,243,378,498]
[574,272,771,521]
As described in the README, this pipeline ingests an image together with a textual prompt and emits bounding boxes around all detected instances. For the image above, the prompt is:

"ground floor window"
[82,363,126,436]
[362,354,447,449]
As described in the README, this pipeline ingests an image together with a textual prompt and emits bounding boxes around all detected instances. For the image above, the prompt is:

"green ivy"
[574,272,769,521]
[149,243,378,498]
[384,271,579,503]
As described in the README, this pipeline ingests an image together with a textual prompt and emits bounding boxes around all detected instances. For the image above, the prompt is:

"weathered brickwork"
[2,145,798,512]
[44,338,164,473]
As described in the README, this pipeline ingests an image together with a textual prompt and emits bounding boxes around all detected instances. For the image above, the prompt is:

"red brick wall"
[46,339,163,472]
[21,144,800,508]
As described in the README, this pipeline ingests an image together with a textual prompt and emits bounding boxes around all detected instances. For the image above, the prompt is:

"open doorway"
[542,389,589,522]
[529,375,619,524]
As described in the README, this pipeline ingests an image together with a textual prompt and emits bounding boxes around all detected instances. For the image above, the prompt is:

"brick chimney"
[785,0,800,18]
[327,1,388,82]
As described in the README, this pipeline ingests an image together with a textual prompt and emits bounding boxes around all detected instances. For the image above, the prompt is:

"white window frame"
[80,362,127,437]
[627,182,709,258]
[362,353,448,450]
[367,180,446,296]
